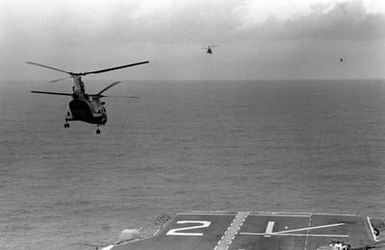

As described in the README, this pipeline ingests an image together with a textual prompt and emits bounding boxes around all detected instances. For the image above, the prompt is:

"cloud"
[282,1,385,40]
[91,0,245,44]
[1,0,384,80]
[89,0,385,44]
[3,0,384,46]
[232,1,385,41]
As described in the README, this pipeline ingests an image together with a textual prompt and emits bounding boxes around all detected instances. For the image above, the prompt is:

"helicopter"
[27,60,149,134]
[201,44,218,54]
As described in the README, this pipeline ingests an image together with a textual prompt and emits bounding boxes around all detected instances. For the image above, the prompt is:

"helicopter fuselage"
[67,91,107,125]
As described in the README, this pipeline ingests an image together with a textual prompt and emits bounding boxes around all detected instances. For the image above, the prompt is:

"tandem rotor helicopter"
[27,60,149,134]
[201,44,218,54]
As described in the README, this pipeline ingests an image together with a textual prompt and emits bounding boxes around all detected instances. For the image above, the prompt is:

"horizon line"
[2,77,385,83]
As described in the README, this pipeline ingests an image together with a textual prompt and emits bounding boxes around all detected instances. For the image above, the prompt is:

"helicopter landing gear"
[96,125,101,134]
[64,111,72,128]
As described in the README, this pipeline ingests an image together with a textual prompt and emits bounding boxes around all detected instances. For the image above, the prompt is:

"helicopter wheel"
[96,128,101,134]
[64,123,70,128]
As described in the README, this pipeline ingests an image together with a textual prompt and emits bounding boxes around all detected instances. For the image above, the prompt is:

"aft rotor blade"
[50,76,72,83]
[31,90,73,96]
[82,61,149,75]
[26,61,71,75]
[96,81,121,96]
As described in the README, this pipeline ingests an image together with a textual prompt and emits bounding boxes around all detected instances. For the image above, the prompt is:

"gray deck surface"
[108,211,378,250]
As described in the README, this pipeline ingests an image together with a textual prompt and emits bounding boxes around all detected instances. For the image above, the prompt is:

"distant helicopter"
[27,60,149,134]
[201,45,218,54]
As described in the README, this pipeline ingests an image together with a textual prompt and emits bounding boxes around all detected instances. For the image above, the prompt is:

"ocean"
[1,80,384,249]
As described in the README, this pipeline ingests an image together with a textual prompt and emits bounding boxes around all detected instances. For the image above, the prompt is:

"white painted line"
[264,221,275,237]
[214,212,249,250]
[273,223,345,234]
[239,232,350,238]
[251,211,312,216]
[312,212,357,217]
[303,212,313,250]
[101,245,115,250]
[178,212,236,216]
[239,222,348,239]
[367,217,379,242]
[180,211,357,217]
[248,213,311,218]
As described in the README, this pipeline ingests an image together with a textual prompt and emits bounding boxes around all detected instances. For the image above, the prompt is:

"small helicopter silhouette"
[27,60,149,134]
[201,45,218,54]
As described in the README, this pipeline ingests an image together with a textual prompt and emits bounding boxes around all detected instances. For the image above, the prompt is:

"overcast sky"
[1,0,385,81]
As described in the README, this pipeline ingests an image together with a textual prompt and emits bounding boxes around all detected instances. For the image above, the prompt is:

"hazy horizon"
[1,0,385,83]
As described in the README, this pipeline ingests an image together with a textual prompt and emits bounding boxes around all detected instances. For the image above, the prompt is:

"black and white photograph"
[1,0,385,249]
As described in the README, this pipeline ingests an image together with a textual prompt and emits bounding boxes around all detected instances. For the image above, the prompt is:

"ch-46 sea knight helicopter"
[27,60,149,134]
[201,44,218,54]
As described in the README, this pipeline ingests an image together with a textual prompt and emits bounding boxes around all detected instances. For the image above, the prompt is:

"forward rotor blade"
[96,81,121,96]
[102,95,141,99]
[31,90,73,96]
[82,61,149,75]
[351,239,385,250]
[91,94,140,98]
[26,61,71,75]
[371,239,385,247]
[50,76,72,83]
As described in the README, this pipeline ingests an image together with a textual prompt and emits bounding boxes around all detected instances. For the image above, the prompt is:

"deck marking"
[314,212,357,217]
[178,212,237,216]
[180,211,357,217]
[214,212,249,250]
[273,223,345,234]
[240,222,348,238]
[264,221,275,237]
[250,213,310,218]
[166,221,211,236]
[304,212,312,250]
[258,215,311,218]
[240,233,350,237]
[367,217,379,242]
[101,245,114,250]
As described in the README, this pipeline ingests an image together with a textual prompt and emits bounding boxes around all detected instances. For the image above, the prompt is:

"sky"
[1,0,385,81]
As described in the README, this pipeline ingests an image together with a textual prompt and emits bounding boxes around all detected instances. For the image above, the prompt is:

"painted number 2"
[166,221,211,236]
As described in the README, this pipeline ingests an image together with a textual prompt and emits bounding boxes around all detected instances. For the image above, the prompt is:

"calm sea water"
[1,80,384,249]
